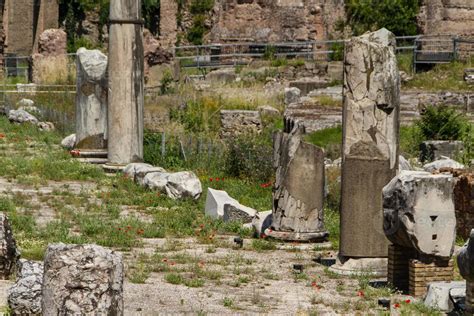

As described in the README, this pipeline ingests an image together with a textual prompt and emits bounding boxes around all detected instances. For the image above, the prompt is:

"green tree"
[345,0,420,36]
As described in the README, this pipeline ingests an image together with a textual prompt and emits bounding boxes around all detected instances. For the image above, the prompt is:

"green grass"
[305,125,342,149]
[404,60,473,92]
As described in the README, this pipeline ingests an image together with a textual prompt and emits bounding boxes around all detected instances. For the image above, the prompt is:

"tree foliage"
[345,0,420,36]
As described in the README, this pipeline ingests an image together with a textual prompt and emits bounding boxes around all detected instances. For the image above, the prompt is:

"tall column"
[106,0,144,169]
[339,29,400,258]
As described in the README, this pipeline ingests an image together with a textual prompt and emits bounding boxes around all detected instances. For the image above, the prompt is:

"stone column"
[42,244,123,315]
[340,28,400,258]
[265,125,328,242]
[106,0,144,169]
[75,47,108,151]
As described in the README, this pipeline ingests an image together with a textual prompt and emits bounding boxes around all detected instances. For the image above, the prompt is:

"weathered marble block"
[269,126,328,241]
[383,171,456,259]
[75,47,108,149]
[340,28,400,258]
[42,244,123,315]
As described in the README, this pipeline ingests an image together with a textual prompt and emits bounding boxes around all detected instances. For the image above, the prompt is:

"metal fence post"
[161,132,166,158]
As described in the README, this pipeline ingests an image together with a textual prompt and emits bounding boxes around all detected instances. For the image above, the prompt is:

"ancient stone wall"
[159,0,178,48]
[209,0,345,43]
[2,0,58,56]
[418,0,474,37]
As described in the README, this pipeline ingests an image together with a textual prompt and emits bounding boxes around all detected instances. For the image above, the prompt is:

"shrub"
[187,15,207,45]
[416,105,470,141]
[190,0,214,14]
[224,134,274,182]
[345,0,419,36]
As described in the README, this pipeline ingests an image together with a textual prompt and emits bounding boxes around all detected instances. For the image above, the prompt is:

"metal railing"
[174,36,420,69]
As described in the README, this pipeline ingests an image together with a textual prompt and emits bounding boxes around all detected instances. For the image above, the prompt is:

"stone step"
[75,158,108,165]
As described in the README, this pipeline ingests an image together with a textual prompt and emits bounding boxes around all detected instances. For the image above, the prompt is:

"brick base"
[408,259,454,297]
[387,244,417,293]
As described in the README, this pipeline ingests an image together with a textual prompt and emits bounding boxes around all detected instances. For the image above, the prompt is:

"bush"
[416,105,470,141]
[345,0,419,36]
[225,134,274,182]
[190,0,214,14]
[187,15,207,45]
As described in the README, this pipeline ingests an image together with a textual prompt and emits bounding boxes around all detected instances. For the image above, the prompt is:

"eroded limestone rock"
[284,87,301,105]
[144,171,202,200]
[340,28,400,258]
[61,134,76,149]
[8,110,39,125]
[75,47,108,150]
[0,213,19,279]
[383,171,456,259]
[223,203,257,224]
[123,163,166,185]
[42,243,123,315]
[270,126,328,241]
[8,260,43,315]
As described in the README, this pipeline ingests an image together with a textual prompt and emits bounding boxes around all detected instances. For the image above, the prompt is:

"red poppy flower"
[0,133,5,138]
[394,303,400,309]
[209,178,213,182]
[405,299,411,304]
[357,291,364,297]
[162,258,168,262]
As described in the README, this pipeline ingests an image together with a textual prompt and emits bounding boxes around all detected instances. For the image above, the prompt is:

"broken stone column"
[458,229,474,314]
[75,47,108,151]
[339,28,400,258]
[383,171,456,295]
[0,213,20,279]
[42,243,123,315]
[106,0,144,170]
[265,125,328,242]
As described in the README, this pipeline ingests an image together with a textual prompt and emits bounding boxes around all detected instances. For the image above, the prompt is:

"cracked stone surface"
[42,243,124,315]
[383,171,456,259]
[271,126,327,237]
[340,28,400,258]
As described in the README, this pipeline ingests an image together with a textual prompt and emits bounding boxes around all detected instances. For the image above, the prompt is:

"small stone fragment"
[284,87,301,105]
[37,122,55,131]
[60,134,76,149]
[123,163,166,185]
[252,210,273,238]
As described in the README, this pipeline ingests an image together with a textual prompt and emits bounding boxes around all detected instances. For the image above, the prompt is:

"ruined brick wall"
[2,0,58,56]
[418,0,474,37]
[159,0,178,48]
[208,0,345,43]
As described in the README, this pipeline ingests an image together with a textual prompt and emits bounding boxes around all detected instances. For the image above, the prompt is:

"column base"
[263,228,329,243]
[328,255,388,277]
[71,149,108,165]
[102,163,126,173]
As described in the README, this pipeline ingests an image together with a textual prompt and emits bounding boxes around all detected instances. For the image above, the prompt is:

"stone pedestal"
[340,28,400,259]
[75,48,108,151]
[266,126,328,242]
[42,244,123,315]
[106,0,144,167]
[409,259,454,297]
